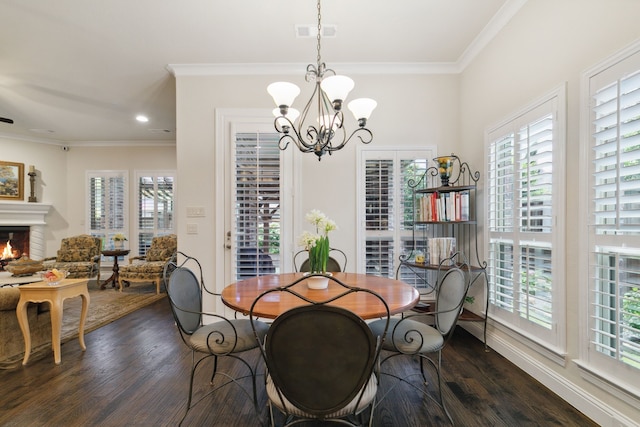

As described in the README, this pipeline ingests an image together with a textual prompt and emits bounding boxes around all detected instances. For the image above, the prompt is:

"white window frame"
[485,85,567,356]
[86,170,128,253]
[577,40,640,404]
[133,170,176,256]
[356,147,435,276]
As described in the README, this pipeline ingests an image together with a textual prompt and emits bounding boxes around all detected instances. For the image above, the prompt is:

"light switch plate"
[186,206,205,217]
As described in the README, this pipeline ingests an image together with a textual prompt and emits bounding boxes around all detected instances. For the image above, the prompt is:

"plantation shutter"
[234,131,281,280]
[588,58,640,368]
[88,171,127,251]
[488,113,556,328]
[360,150,431,278]
[364,158,395,277]
[136,173,175,254]
[487,87,564,346]
[518,114,554,233]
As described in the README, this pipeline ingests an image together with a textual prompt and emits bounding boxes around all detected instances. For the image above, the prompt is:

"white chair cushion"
[189,318,268,354]
[266,371,378,419]
[370,317,443,354]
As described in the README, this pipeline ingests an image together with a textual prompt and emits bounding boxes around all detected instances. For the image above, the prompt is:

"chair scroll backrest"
[266,305,376,416]
[164,253,203,335]
[294,247,347,272]
[249,274,390,420]
[435,252,471,338]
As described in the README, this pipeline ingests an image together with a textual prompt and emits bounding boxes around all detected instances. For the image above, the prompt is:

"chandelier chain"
[316,0,322,68]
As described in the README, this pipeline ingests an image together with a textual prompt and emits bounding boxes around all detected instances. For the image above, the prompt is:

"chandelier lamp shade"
[267,0,376,161]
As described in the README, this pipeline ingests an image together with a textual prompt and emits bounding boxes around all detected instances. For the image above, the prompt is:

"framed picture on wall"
[0,161,24,200]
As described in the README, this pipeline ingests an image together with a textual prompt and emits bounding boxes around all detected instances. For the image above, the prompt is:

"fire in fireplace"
[0,226,30,270]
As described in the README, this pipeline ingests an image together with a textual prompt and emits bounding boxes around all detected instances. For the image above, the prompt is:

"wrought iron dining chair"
[293,247,347,272]
[249,274,390,427]
[368,252,471,424]
[163,252,270,426]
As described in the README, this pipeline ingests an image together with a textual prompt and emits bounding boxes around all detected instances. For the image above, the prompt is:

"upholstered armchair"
[43,234,102,279]
[118,234,177,294]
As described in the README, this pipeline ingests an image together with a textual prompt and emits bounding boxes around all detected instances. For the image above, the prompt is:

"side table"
[16,278,90,365]
[100,249,130,290]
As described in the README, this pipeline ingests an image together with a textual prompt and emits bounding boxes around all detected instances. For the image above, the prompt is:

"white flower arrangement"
[113,233,128,241]
[298,210,337,274]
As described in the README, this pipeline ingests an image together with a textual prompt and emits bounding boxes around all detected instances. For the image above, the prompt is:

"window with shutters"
[582,44,640,379]
[87,171,127,251]
[233,131,280,280]
[135,172,175,256]
[358,149,433,277]
[486,87,566,349]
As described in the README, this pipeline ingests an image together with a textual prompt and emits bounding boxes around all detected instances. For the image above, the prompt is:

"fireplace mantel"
[0,202,52,260]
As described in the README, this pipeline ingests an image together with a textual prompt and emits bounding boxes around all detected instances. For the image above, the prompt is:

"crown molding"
[168,0,527,77]
[167,62,461,76]
[458,0,528,69]
[0,132,175,147]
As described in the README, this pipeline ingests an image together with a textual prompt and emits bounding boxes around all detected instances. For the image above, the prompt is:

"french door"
[222,113,294,287]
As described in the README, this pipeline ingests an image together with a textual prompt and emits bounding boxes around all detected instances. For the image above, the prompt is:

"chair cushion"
[189,318,269,354]
[45,261,98,279]
[120,261,166,275]
[370,317,443,354]
[266,371,377,419]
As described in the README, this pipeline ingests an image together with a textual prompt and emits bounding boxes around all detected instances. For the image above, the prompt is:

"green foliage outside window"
[623,287,640,334]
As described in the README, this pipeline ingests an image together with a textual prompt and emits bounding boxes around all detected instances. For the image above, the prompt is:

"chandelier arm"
[325,127,374,153]
[278,133,314,153]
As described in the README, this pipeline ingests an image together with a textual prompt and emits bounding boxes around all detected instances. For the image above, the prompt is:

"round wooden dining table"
[221,272,420,320]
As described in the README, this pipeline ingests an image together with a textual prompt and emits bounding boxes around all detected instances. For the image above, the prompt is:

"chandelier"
[267,0,376,161]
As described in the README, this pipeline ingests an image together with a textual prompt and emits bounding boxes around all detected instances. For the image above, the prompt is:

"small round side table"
[100,249,130,290]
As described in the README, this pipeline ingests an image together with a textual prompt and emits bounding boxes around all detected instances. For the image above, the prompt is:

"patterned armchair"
[118,234,177,294]
[43,234,102,279]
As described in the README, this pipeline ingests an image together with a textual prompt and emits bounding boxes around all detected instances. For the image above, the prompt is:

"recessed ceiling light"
[136,115,149,123]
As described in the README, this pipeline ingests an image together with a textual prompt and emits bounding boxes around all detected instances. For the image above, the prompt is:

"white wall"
[0,136,68,250]
[459,0,640,424]
[0,136,176,257]
[174,72,460,298]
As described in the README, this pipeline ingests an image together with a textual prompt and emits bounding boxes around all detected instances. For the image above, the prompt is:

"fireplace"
[0,202,51,266]
[0,226,30,269]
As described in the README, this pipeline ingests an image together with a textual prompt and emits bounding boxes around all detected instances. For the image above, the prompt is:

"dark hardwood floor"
[0,298,597,427]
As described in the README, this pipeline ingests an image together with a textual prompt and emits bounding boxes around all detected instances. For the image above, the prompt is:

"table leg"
[50,296,63,365]
[100,256,119,289]
[16,299,32,365]
[78,291,90,351]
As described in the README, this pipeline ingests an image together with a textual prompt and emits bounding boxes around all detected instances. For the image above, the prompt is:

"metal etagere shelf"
[396,154,489,347]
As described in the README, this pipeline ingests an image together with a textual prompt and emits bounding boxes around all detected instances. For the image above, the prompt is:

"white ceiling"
[0,0,524,144]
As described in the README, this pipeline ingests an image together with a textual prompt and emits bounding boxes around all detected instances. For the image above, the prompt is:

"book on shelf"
[417,190,470,222]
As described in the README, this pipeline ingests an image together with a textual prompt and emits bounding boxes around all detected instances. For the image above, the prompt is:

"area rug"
[60,280,165,339]
[1,279,165,369]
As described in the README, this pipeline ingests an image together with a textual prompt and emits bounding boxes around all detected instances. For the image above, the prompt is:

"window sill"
[574,359,640,409]
[489,315,567,367]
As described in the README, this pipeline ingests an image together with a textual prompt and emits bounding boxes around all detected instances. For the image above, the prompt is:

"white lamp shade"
[320,75,354,102]
[273,108,300,126]
[267,82,300,107]
[348,98,377,120]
